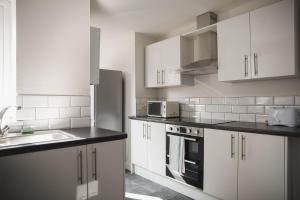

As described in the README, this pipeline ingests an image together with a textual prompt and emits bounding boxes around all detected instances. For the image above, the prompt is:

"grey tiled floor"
[125,173,193,200]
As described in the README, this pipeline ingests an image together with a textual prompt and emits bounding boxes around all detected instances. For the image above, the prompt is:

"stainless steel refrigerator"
[92,69,123,132]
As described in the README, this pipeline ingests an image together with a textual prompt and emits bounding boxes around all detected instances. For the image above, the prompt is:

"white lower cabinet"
[204,129,285,200]
[131,120,166,176]
[0,141,125,200]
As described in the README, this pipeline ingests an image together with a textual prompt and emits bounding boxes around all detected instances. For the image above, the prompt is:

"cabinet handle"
[92,148,97,180]
[147,125,151,140]
[157,70,160,84]
[244,55,248,77]
[78,150,83,184]
[241,135,246,160]
[231,134,235,158]
[162,70,165,84]
[254,53,258,76]
[143,123,147,139]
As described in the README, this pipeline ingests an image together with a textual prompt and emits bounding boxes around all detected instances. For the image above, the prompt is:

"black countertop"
[129,116,300,137]
[0,127,127,157]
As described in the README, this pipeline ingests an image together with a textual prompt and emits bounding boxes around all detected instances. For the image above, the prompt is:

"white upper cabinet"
[218,0,298,82]
[250,0,296,79]
[145,36,193,88]
[217,13,251,81]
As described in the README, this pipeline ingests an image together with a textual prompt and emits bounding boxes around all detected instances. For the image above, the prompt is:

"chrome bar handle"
[162,70,165,84]
[241,135,246,160]
[78,150,83,184]
[244,55,248,77]
[231,134,235,158]
[157,70,160,84]
[147,125,151,140]
[142,123,146,139]
[92,148,98,180]
[254,53,258,76]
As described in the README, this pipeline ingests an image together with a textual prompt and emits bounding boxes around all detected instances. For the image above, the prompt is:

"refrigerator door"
[95,69,123,132]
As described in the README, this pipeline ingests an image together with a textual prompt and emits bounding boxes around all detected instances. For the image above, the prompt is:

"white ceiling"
[90,0,269,36]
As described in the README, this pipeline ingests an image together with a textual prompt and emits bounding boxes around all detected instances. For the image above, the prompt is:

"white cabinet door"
[0,146,87,200]
[238,133,285,200]
[250,0,296,79]
[162,36,182,87]
[145,44,161,88]
[131,120,148,168]
[217,13,251,81]
[147,122,166,176]
[87,140,125,200]
[204,129,238,200]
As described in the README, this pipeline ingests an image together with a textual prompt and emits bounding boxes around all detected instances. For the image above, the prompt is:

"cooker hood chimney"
[181,12,218,75]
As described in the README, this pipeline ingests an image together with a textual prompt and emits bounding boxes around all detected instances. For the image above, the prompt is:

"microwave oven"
[147,101,179,118]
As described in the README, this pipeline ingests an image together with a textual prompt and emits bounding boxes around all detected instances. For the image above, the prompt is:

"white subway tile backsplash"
[71,96,90,106]
[247,106,264,114]
[23,120,49,130]
[189,98,200,104]
[200,97,212,105]
[16,95,91,130]
[48,96,70,107]
[141,95,298,124]
[184,104,195,112]
[239,97,255,105]
[212,113,225,120]
[71,118,91,128]
[60,107,80,118]
[81,107,91,117]
[240,114,255,122]
[206,105,218,112]
[36,108,59,120]
[225,113,239,121]
[201,112,212,119]
[23,96,48,108]
[219,105,232,113]
[195,105,205,112]
[232,106,247,113]
[190,112,201,118]
[225,97,239,105]
[211,97,225,105]
[256,97,273,105]
[16,108,36,121]
[274,96,294,105]
[49,119,70,129]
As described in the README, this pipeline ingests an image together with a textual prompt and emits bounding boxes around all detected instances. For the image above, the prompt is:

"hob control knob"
[170,127,173,131]
[195,130,201,135]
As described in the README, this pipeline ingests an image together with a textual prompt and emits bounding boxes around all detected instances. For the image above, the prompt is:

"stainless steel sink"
[0,130,81,148]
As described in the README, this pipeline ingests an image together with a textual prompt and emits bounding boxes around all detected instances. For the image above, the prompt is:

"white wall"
[158,0,300,99]
[16,0,90,95]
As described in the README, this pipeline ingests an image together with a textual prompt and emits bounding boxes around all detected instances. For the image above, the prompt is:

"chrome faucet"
[0,106,21,137]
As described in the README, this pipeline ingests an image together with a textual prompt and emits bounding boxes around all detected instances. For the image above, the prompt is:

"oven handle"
[167,134,197,142]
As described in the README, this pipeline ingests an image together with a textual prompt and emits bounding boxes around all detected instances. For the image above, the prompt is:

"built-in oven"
[166,124,204,189]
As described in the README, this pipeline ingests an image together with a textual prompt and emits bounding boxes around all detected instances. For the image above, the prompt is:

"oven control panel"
[166,124,203,137]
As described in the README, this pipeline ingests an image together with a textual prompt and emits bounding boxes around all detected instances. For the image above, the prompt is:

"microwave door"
[148,102,162,117]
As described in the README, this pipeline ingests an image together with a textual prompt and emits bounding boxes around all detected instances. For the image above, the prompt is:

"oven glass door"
[148,102,162,116]
[166,133,204,189]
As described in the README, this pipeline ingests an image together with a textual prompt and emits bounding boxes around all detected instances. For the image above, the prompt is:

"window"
[0,0,16,122]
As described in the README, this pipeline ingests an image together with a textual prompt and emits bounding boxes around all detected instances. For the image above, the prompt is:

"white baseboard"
[133,165,220,200]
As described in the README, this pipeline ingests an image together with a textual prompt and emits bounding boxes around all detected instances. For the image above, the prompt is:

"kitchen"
[0,0,300,200]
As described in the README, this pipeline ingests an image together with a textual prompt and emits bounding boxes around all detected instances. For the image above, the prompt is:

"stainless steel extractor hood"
[181,12,218,75]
